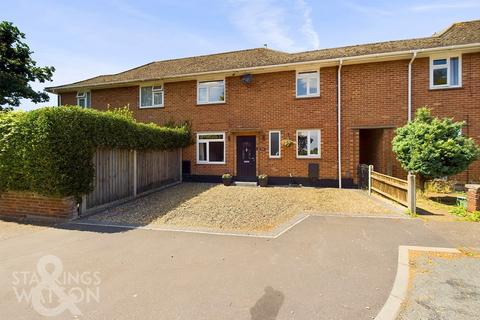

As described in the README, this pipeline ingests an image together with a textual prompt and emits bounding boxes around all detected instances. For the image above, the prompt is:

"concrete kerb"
[374,246,461,320]
[68,214,310,239]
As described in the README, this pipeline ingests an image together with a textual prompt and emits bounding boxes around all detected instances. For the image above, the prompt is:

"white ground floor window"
[296,129,321,158]
[269,131,281,158]
[197,132,225,164]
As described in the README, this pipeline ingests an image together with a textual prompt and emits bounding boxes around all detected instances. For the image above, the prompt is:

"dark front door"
[236,136,256,181]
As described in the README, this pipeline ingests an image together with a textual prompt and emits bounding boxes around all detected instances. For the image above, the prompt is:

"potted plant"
[222,173,233,186]
[281,139,295,148]
[258,174,268,187]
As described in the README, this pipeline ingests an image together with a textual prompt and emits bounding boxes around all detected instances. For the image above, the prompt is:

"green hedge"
[0,106,191,198]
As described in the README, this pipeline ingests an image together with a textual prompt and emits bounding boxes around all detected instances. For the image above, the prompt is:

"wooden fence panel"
[371,170,408,206]
[137,149,180,194]
[86,149,133,209]
[83,148,181,214]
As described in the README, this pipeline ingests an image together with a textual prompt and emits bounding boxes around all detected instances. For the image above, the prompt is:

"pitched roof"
[290,20,480,62]
[47,20,480,92]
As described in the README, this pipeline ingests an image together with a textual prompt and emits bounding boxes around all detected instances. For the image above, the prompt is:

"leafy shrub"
[449,205,480,222]
[393,107,480,189]
[106,105,136,122]
[425,179,454,193]
[450,205,469,217]
[0,106,191,198]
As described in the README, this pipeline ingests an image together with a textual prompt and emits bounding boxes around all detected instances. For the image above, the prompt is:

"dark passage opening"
[359,129,385,172]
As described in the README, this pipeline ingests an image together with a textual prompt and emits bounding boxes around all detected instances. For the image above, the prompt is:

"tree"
[392,107,480,190]
[0,21,55,111]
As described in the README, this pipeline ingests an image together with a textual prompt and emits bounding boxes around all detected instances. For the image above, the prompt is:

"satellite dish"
[241,74,252,84]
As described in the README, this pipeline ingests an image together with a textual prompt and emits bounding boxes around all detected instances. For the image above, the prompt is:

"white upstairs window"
[140,85,164,108]
[197,80,225,104]
[430,55,461,89]
[296,71,320,97]
[76,91,91,108]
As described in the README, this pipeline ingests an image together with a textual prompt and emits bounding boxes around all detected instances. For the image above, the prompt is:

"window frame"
[296,129,321,159]
[139,85,164,108]
[76,91,91,108]
[196,132,226,164]
[296,70,320,98]
[429,54,462,89]
[268,130,281,159]
[197,79,226,105]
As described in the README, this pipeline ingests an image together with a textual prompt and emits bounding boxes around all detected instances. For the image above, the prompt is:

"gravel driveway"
[84,182,402,232]
[85,183,402,232]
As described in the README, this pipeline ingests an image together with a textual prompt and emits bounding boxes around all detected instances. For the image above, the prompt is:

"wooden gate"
[367,166,416,213]
[357,164,370,190]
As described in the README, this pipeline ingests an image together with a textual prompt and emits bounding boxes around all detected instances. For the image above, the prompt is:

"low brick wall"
[0,191,78,221]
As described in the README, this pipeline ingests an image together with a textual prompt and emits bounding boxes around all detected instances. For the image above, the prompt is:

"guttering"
[46,42,480,93]
[407,51,418,122]
[337,59,343,189]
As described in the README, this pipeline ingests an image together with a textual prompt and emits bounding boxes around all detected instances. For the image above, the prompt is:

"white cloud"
[297,0,320,49]
[411,1,480,12]
[228,0,320,52]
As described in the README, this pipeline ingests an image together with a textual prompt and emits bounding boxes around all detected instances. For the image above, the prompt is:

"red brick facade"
[0,191,78,220]
[59,52,480,185]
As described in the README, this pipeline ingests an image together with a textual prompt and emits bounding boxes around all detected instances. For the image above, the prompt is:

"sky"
[2,0,480,110]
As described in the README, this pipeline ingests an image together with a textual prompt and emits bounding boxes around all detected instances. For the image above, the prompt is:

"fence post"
[133,150,138,197]
[179,149,183,182]
[368,165,373,195]
[407,172,416,214]
[79,195,87,216]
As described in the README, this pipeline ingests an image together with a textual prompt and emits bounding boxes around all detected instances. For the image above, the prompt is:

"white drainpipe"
[408,51,417,122]
[337,59,343,188]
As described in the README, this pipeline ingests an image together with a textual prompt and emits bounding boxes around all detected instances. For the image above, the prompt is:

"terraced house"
[47,20,480,187]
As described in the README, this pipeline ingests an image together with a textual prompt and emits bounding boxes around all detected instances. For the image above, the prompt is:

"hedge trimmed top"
[0,106,191,197]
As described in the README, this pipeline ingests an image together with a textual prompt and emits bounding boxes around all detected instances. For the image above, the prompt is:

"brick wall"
[60,91,77,105]
[58,52,480,184]
[0,192,78,220]
[341,59,409,181]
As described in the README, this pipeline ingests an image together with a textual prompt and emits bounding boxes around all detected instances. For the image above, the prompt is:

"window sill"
[296,156,321,159]
[269,156,281,159]
[197,101,226,106]
[197,162,226,165]
[139,105,164,109]
[429,86,463,91]
[295,95,320,100]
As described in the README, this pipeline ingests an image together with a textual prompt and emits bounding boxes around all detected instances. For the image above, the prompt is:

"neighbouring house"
[46,20,480,187]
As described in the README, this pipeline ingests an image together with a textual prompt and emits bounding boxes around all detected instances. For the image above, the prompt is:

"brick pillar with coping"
[466,184,480,212]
